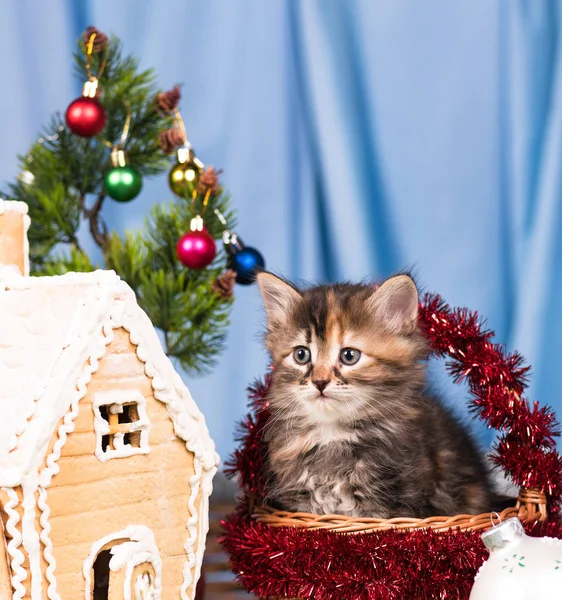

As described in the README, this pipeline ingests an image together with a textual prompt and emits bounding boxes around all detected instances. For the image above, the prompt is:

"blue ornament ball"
[228,247,265,285]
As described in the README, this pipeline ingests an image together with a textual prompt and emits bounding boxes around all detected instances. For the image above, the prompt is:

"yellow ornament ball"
[168,159,201,197]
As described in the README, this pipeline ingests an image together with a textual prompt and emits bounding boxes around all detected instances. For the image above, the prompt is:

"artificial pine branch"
[85,191,108,249]
[1,29,237,375]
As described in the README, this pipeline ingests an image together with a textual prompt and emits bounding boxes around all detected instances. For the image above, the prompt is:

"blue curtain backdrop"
[1,0,561,463]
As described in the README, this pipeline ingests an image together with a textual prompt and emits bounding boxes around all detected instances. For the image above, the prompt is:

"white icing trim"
[92,389,150,463]
[135,572,156,599]
[1,270,218,485]
[21,486,42,598]
[116,284,218,469]
[0,200,29,215]
[0,200,32,277]
[2,487,26,599]
[37,487,59,600]
[22,212,30,277]
[1,272,218,598]
[115,288,218,598]
[195,469,213,595]
[1,274,119,488]
[111,540,161,600]
[0,264,22,280]
[181,459,203,598]
[83,526,162,600]
[38,317,115,488]
[1,268,120,291]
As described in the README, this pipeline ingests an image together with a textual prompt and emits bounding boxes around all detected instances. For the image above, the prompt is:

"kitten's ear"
[369,275,419,334]
[256,272,301,324]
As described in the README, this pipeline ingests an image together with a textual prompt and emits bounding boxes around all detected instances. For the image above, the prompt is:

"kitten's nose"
[312,379,329,393]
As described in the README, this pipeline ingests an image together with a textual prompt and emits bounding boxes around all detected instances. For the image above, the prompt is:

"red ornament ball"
[65,96,106,137]
[176,229,217,269]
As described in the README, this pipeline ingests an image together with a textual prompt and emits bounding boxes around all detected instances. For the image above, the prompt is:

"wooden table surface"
[205,592,255,600]
[204,475,258,599]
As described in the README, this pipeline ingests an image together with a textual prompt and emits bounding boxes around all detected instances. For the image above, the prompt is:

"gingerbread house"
[0,201,219,600]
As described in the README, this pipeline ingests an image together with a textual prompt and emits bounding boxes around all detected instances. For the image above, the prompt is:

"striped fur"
[256,273,492,518]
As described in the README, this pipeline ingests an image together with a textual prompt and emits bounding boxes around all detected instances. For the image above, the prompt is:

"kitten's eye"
[293,346,311,365]
[340,348,361,366]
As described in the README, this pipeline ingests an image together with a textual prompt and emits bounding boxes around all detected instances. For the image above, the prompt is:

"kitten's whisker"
[260,275,490,518]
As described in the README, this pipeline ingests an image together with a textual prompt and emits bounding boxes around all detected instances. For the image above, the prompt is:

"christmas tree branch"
[66,232,83,253]
[1,28,241,375]
[86,192,109,249]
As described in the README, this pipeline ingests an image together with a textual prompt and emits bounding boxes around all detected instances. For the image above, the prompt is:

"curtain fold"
[0,1,561,460]
[506,2,562,418]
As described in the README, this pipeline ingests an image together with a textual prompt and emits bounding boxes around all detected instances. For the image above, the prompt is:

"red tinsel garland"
[221,510,562,600]
[222,292,562,599]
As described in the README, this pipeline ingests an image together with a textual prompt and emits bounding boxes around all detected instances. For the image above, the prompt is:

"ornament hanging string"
[186,187,212,223]
[214,207,236,246]
[100,101,132,152]
[66,30,108,138]
[84,32,108,84]
[171,108,206,173]
[214,208,228,226]
[172,109,212,216]
[201,188,212,212]
[118,101,132,146]
[171,106,208,206]
[214,207,235,246]
[172,108,189,148]
[101,101,143,203]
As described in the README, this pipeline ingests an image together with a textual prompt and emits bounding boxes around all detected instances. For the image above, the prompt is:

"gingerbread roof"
[0,268,218,488]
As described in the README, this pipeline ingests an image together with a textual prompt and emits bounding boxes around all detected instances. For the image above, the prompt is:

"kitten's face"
[257,274,428,424]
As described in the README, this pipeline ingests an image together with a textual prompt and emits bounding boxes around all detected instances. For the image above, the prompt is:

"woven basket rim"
[251,488,547,534]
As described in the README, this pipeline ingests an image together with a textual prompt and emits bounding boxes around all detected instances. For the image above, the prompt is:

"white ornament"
[470,517,562,599]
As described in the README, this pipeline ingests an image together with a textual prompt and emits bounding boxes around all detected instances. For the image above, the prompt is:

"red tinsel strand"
[221,512,562,600]
[226,294,562,504]
[223,291,562,600]
[504,402,561,449]
[492,435,562,496]
[224,376,271,497]
[418,293,562,501]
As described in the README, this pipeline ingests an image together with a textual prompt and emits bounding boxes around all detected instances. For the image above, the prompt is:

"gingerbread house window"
[93,391,150,462]
[99,403,142,451]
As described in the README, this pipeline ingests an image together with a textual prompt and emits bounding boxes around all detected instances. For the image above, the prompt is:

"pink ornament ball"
[176,229,217,269]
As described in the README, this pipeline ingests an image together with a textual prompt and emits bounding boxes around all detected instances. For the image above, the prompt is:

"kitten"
[256,272,493,518]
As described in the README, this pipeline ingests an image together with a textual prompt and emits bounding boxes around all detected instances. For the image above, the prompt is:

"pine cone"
[159,128,185,154]
[156,85,182,112]
[213,270,237,298]
[198,166,222,196]
[84,26,108,53]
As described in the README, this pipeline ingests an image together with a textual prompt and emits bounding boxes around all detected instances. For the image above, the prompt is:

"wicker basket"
[223,294,562,600]
[250,490,547,600]
[251,487,547,534]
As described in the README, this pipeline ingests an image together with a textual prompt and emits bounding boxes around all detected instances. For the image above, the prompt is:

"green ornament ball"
[105,165,143,202]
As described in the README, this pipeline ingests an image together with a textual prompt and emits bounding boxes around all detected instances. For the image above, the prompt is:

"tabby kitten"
[256,272,493,518]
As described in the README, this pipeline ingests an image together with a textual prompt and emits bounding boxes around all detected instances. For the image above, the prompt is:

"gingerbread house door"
[91,546,159,600]
[87,528,161,600]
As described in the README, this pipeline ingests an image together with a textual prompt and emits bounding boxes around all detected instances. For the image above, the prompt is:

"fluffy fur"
[256,272,493,518]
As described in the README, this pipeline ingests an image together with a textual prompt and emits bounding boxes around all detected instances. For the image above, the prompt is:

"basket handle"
[516,488,547,522]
